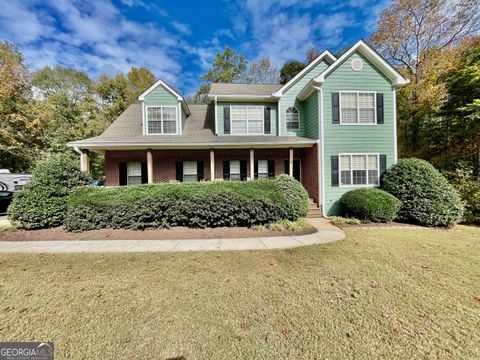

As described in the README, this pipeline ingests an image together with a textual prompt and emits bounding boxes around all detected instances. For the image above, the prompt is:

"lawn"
[0,226,479,359]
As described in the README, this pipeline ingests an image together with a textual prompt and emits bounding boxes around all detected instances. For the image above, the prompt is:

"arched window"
[286,107,299,130]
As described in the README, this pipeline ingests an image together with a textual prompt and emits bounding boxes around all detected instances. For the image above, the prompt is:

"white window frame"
[339,91,377,125]
[229,160,241,181]
[229,105,264,135]
[145,105,179,135]
[183,161,198,182]
[285,107,300,131]
[338,153,380,188]
[257,160,269,179]
[127,162,142,186]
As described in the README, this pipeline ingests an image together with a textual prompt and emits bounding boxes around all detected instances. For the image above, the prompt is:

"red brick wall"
[104,147,319,203]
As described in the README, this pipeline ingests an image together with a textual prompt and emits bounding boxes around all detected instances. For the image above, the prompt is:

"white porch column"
[249,148,255,181]
[147,149,153,184]
[289,147,294,176]
[80,149,90,174]
[210,149,215,181]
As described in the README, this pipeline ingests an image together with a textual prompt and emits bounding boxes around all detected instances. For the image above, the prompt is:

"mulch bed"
[0,226,317,241]
[336,221,454,230]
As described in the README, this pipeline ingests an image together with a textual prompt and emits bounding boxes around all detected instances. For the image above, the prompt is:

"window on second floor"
[286,107,299,130]
[147,106,177,134]
[230,106,263,135]
[340,92,376,124]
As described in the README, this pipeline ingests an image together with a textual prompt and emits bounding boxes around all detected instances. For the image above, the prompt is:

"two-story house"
[68,40,409,216]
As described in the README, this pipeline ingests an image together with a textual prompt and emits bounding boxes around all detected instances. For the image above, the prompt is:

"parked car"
[0,169,32,192]
[0,191,14,214]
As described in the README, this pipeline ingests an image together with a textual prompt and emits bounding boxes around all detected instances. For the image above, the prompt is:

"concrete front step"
[307,208,323,218]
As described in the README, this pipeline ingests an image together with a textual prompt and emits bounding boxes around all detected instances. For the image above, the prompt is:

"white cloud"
[171,21,192,36]
[231,0,358,66]
[0,0,190,86]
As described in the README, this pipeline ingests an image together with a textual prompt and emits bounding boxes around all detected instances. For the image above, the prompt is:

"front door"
[284,159,301,182]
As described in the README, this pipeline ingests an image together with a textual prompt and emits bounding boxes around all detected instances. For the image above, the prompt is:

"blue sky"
[0,0,389,96]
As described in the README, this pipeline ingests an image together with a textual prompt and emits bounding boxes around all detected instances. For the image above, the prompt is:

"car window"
[0,191,11,197]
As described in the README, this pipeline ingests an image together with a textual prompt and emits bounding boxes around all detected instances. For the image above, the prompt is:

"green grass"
[0,226,479,359]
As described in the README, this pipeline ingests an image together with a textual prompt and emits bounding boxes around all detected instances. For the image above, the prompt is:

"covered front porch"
[78,144,320,204]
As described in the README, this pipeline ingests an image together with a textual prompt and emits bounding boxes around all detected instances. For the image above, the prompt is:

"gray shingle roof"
[68,103,315,148]
[209,83,282,96]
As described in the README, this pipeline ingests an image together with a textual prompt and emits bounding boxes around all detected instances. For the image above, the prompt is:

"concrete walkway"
[0,218,345,253]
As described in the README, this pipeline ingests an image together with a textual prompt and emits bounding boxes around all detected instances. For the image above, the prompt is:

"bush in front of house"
[8,153,90,229]
[273,174,309,220]
[444,164,480,225]
[340,188,400,223]
[382,158,464,227]
[64,176,309,232]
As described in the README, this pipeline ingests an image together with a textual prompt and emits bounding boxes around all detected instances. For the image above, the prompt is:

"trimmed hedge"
[382,158,464,227]
[65,175,309,232]
[340,188,400,223]
[8,153,90,229]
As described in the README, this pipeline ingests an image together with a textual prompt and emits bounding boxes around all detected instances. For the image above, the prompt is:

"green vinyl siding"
[303,90,319,139]
[216,102,277,135]
[321,51,396,216]
[279,59,330,136]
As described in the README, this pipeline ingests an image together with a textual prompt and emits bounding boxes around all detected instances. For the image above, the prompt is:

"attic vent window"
[351,58,363,71]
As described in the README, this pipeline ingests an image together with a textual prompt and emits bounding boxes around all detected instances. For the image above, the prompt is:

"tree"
[247,57,279,84]
[94,67,155,128]
[32,65,93,106]
[306,46,322,64]
[370,0,480,162]
[194,47,247,103]
[0,42,45,171]
[439,45,480,176]
[279,60,306,85]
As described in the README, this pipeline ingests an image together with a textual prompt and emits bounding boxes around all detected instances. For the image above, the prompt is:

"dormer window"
[146,106,177,134]
[286,107,299,130]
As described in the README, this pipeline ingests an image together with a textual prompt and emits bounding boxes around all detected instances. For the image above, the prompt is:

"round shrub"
[273,174,309,220]
[340,188,400,223]
[382,158,464,227]
[8,153,89,229]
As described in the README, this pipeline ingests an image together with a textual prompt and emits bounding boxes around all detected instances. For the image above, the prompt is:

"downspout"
[316,86,329,218]
[214,96,218,135]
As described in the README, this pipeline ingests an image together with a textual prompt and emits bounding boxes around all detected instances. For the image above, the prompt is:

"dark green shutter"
[331,156,339,186]
[223,161,230,180]
[284,159,288,174]
[224,107,230,134]
[376,93,384,124]
[119,162,127,186]
[176,162,183,182]
[379,154,387,179]
[254,160,258,179]
[240,160,247,181]
[197,161,204,181]
[332,93,340,124]
[264,107,271,134]
[268,160,275,179]
[141,162,148,184]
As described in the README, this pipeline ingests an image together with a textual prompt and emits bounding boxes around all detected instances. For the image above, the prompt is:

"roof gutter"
[207,94,279,102]
[67,140,317,149]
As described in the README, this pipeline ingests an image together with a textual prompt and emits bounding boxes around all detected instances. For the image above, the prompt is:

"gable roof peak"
[273,49,337,96]
[314,40,409,86]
